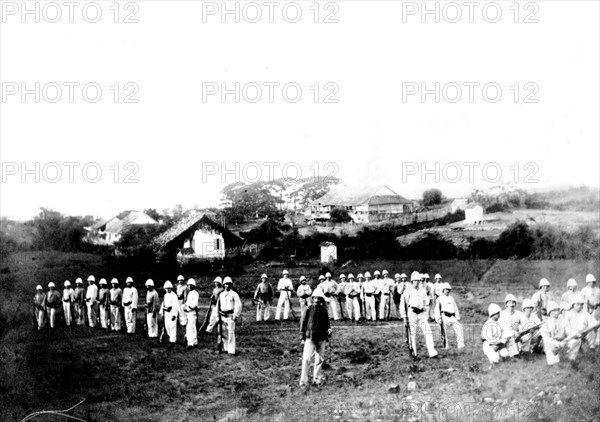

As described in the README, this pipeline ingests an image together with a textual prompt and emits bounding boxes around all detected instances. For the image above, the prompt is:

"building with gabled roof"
[86,210,158,245]
[309,185,415,223]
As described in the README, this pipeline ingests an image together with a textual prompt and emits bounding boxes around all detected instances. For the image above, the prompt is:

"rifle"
[386,285,393,320]
[336,292,345,320]
[404,298,416,359]
[563,322,600,342]
[159,308,167,343]
[515,321,546,342]
[199,301,213,333]
[438,300,448,349]
[216,292,224,353]
[286,290,298,321]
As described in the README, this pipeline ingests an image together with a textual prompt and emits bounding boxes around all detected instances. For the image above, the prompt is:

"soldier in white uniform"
[481,303,513,366]
[540,301,566,365]
[85,275,99,328]
[254,274,274,322]
[372,270,383,320]
[581,273,600,347]
[122,277,138,334]
[216,277,243,355]
[336,274,347,319]
[205,277,224,333]
[434,283,465,349]
[393,273,408,319]
[176,275,189,343]
[46,282,62,329]
[378,270,395,320]
[33,285,46,330]
[321,272,340,321]
[561,278,579,311]
[275,270,294,321]
[98,278,110,330]
[145,279,160,338]
[344,274,361,322]
[296,276,312,317]
[73,278,85,326]
[400,272,438,358]
[531,278,552,319]
[517,298,542,353]
[62,280,74,327]
[184,278,200,349]
[564,293,599,358]
[362,272,376,321]
[498,294,521,357]
[109,278,122,331]
[161,281,179,345]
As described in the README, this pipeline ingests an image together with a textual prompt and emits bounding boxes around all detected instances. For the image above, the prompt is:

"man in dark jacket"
[254,273,274,322]
[299,286,332,390]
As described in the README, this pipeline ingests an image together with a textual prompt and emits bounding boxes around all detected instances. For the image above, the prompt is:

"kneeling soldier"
[481,303,514,367]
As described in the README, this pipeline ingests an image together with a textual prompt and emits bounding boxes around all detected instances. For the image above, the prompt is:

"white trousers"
[345,297,361,321]
[186,312,197,346]
[206,306,218,332]
[124,305,136,333]
[35,309,45,330]
[327,299,340,320]
[99,306,109,329]
[543,338,562,365]
[87,302,97,327]
[365,295,376,321]
[221,316,237,354]
[256,301,271,321]
[165,314,177,343]
[300,339,326,386]
[441,315,466,349]
[48,307,59,328]
[483,341,509,364]
[75,303,85,325]
[408,309,438,357]
[299,298,310,318]
[275,292,291,320]
[110,305,121,331]
[147,311,158,338]
[63,302,72,326]
[379,294,391,319]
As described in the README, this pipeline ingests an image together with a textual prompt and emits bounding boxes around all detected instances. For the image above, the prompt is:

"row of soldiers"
[481,274,600,368]
[32,275,242,354]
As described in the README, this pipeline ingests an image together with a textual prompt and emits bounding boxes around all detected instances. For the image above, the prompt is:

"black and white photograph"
[1,1,599,421]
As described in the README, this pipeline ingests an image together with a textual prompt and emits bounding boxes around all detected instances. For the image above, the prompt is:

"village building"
[86,210,158,245]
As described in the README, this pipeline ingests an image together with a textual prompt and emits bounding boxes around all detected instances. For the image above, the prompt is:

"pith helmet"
[163,281,173,289]
[145,279,154,287]
[567,278,577,288]
[410,271,421,282]
[214,276,223,284]
[48,282,56,288]
[364,272,371,278]
[99,278,107,285]
[75,278,83,284]
[87,275,95,282]
[586,274,596,283]
[187,278,196,286]
[223,277,233,285]
[110,278,119,285]
[505,294,517,304]
[126,277,133,283]
[522,298,534,309]
[539,278,550,287]
[64,280,71,287]
[488,303,502,317]
[547,301,560,313]
[177,275,185,282]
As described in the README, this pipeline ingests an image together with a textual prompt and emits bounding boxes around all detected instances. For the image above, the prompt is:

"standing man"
[499,294,521,357]
[532,278,551,319]
[145,279,160,338]
[372,270,382,320]
[581,273,600,346]
[400,272,438,359]
[362,272,376,321]
[85,275,99,328]
[205,277,224,333]
[46,282,62,329]
[98,278,110,330]
[561,278,579,311]
[296,276,312,317]
[434,283,465,350]
[184,278,200,349]
[393,273,408,320]
[344,274,361,322]
[378,270,394,320]
[275,270,294,321]
[254,274,274,322]
[109,278,122,331]
[33,285,46,331]
[62,280,75,327]
[161,280,179,345]
[481,303,513,367]
[336,274,347,319]
[176,275,189,343]
[321,273,340,321]
[73,278,85,326]
[216,277,242,355]
[299,287,332,391]
[518,299,542,353]
[122,277,138,334]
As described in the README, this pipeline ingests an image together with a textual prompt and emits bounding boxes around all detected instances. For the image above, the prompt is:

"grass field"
[1,252,599,422]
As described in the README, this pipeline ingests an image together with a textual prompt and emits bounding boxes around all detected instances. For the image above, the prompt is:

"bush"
[496,221,534,259]
[330,207,352,223]
[422,189,443,206]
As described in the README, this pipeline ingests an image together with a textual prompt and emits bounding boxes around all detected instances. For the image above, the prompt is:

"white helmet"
[177,275,185,282]
[163,281,173,289]
[36,285,43,290]
[64,280,71,287]
[75,278,83,284]
[567,278,577,288]
[348,273,355,279]
[126,277,133,283]
[547,301,560,313]
[522,298,534,310]
[382,269,389,275]
[364,272,371,278]
[318,275,325,281]
[300,276,307,282]
[99,278,107,285]
[261,273,268,279]
[339,274,346,279]
[400,273,408,279]
[325,272,332,278]
[505,294,517,304]
[586,274,596,283]
[214,276,223,284]
[312,286,325,299]
[357,273,364,279]
[374,270,381,276]
[434,274,442,280]
[187,278,196,286]
[87,275,95,282]
[223,277,233,285]
[110,278,119,285]
[488,303,502,317]
[394,273,401,279]
[423,273,430,279]
[539,278,550,288]
[410,271,421,282]
[145,279,154,287]
[442,283,451,291]
[48,282,56,288]
[282,270,289,275]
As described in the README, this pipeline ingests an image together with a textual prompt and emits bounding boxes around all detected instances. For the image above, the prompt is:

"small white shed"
[465,204,484,224]
[320,241,337,263]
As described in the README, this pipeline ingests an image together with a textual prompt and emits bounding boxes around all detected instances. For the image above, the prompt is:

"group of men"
[32,274,243,355]
[481,273,600,367]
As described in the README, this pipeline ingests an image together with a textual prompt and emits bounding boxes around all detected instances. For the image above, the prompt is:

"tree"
[330,207,352,223]
[144,208,162,222]
[31,207,93,251]
[220,182,284,224]
[422,189,443,206]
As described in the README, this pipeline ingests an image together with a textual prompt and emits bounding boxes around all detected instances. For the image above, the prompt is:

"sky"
[1,0,599,220]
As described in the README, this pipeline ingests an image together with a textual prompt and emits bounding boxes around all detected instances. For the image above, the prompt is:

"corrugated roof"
[311,185,411,206]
